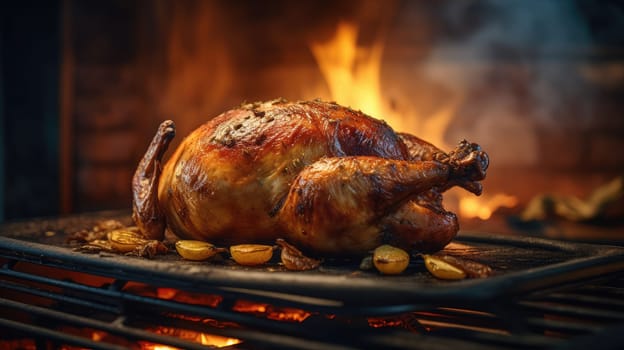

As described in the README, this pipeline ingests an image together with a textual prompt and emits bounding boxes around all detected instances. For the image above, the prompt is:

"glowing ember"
[140,327,242,349]
[368,317,405,328]
[232,300,311,322]
[154,287,222,308]
[265,307,311,322]
[156,288,178,300]
[200,333,241,347]
[233,300,268,313]
[90,330,106,342]
[144,345,180,350]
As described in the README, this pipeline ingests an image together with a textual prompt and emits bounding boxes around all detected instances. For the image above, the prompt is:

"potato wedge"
[175,240,226,261]
[423,254,467,280]
[373,245,409,275]
[230,244,274,266]
[431,254,492,278]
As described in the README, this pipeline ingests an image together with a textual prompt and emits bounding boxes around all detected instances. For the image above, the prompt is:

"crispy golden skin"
[133,99,488,256]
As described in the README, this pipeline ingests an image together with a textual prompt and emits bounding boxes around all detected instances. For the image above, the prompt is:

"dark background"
[1,0,623,223]
[1,1,61,221]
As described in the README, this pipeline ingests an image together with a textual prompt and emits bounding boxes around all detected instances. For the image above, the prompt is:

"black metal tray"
[1,211,623,309]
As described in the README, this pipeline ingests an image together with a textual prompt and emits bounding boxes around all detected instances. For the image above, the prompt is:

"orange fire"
[140,331,241,350]
[309,21,455,149]
[309,22,385,127]
[308,21,517,219]
[136,290,311,349]
[232,300,312,322]
[459,192,519,220]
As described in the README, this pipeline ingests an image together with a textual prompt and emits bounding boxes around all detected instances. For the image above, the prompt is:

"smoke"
[419,0,593,166]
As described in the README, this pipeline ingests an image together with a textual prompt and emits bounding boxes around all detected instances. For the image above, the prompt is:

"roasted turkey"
[133,99,488,256]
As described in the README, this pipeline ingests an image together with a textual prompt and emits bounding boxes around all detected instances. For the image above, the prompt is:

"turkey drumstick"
[279,150,486,254]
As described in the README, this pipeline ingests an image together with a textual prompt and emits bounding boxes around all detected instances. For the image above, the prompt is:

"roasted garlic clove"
[137,240,168,258]
[175,240,227,261]
[276,239,321,271]
[430,254,492,278]
[108,229,149,253]
[373,245,410,275]
[423,254,467,280]
[74,239,113,254]
[230,244,274,266]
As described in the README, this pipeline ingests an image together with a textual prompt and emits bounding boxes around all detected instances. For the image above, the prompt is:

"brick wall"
[63,0,624,215]
[65,1,154,212]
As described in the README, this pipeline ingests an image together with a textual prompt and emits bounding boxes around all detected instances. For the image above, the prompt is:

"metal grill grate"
[1,212,624,349]
[2,250,624,349]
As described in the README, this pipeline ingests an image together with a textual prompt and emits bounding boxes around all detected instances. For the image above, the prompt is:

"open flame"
[308,21,517,219]
[309,21,454,149]
[309,22,384,126]
[459,193,519,220]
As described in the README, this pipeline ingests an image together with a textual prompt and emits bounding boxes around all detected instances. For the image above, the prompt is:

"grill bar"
[519,300,624,322]
[3,255,624,349]
[420,329,560,349]
[0,317,126,350]
[0,259,414,349]
[541,292,624,309]
[0,298,219,350]
[0,276,362,350]
[526,316,601,336]
[1,278,120,314]
[2,234,624,308]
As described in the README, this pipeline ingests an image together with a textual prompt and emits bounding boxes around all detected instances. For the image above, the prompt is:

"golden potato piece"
[175,240,226,261]
[230,244,274,266]
[423,254,467,280]
[373,245,410,275]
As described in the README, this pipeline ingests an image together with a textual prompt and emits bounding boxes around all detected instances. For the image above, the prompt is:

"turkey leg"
[278,142,487,254]
[132,120,175,240]
[400,135,489,195]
